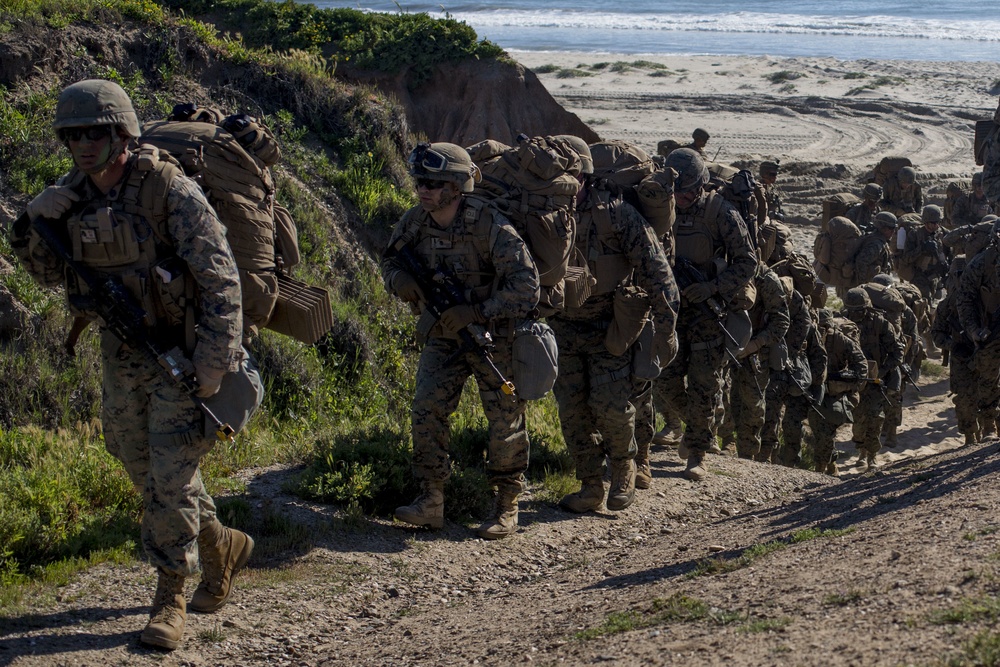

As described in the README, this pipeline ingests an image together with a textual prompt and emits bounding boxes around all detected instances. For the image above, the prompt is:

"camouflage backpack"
[892,212,922,280]
[589,141,676,258]
[873,156,913,186]
[142,106,328,344]
[813,216,863,288]
[821,192,861,225]
[467,135,580,316]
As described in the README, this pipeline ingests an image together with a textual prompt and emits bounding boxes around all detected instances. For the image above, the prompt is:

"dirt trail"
[5,372,997,667]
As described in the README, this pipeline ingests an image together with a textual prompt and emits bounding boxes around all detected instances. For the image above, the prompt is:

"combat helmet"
[921,205,943,224]
[54,79,140,138]
[870,273,894,286]
[873,211,898,230]
[844,287,871,310]
[692,128,710,142]
[760,160,779,177]
[552,135,593,175]
[898,166,917,185]
[663,147,709,193]
[408,142,479,193]
[863,183,883,200]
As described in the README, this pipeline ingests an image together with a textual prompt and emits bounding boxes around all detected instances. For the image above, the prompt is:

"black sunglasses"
[59,126,113,142]
[416,178,445,190]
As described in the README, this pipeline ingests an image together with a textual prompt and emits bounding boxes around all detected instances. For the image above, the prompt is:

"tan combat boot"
[607,459,637,511]
[652,419,683,448]
[964,431,980,446]
[140,569,187,650]
[867,453,879,470]
[559,477,605,513]
[883,426,898,449]
[635,440,652,490]
[190,520,255,613]
[984,419,998,440]
[684,453,707,481]
[825,461,840,478]
[395,481,445,528]
[476,485,520,540]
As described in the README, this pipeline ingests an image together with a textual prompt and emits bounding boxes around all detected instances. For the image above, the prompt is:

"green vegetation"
[555,68,595,79]
[942,630,1000,666]
[844,72,869,80]
[765,70,806,84]
[824,590,864,606]
[0,0,521,606]
[847,75,906,96]
[574,593,766,640]
[689,528,853,578]
[533,64,560,74]
[928,595,1000,625]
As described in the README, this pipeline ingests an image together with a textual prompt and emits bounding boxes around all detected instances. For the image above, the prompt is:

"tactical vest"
[61,146,193,339]
[673,191,726,273]
[400,196,497,299]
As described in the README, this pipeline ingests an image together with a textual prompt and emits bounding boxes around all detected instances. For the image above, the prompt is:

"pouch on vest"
[70,208,142,268]
[511,320,559,400]
[563,247,596,309]
[201,349,264,439]
[725,309,753,358]
[151,256,189,326]
[785,352,813,397]
[819,391,854,426]
[605,284,651,356]
[273,203,301,271]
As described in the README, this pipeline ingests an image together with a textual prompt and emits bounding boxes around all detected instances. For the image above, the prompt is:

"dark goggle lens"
[60,126,112,142]
[408,143,448,172]
[416,178,445,190]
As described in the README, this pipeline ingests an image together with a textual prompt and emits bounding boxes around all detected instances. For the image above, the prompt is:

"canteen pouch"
[631,319,663,381]
[201,349,264,439]
[511,320,559,400]
[605,284,650,356]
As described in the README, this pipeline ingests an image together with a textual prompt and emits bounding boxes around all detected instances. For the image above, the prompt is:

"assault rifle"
[899,362,921,393]
[781,358,826,420]
[827,371,898,408]
[385,238,516,397]
[25,215,236,441]
[673,257,744,363]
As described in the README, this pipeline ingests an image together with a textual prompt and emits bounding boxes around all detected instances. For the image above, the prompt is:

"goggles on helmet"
[408,143,449,173]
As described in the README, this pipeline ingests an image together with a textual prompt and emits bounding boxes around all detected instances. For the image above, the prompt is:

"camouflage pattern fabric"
[657,191,756,455]
[932,293,979,436]
[810,322,867,469]
[734,266,789,459]
[956,247,1000,425]
[952,191,994,227]
[11,157,243,576]
[901,226,948,300]
[382,199,540,490]
[553,190,679,480]
[881,180,923,216]
[776,323,828,467]
[982,121,1000,204]
[851,234,894,287]
[846,202,879,233]
[849,309,904,456]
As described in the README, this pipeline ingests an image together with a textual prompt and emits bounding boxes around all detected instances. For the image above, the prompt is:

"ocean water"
[308,0,1000,62]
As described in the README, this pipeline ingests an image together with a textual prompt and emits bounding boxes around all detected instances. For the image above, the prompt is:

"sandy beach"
[513,51,997,187]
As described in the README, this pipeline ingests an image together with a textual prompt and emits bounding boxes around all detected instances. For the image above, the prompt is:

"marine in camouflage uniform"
[553,145,679,512]
[758,279,812,463]
[655,148,757,480]
[382,142,540,540]
[843,288,904,470]
[845,183,883,233]
[981,98,1000,206]
[952,174,995,227]
[810,310,868,476]
[725,263,789,459]
[881,166,923,217]
[900,205,949,301]
[955,229,1000,439]
[9,80,250,650]
[850,212,897,287]
[932,259,982,443]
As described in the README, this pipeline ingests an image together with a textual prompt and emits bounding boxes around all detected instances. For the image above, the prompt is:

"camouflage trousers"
[973,339,1000,426]
[411,335,528,491]
[101,332,217,578]
[632,378,654,463]
[655,322,726,455]
[550,318,637,481]
[727,356,769,459]
[852,382,892,455]
[809,397,848,470]
[949,352,980,435]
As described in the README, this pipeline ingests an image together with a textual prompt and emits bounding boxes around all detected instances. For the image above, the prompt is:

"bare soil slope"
[3,376,998,667]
